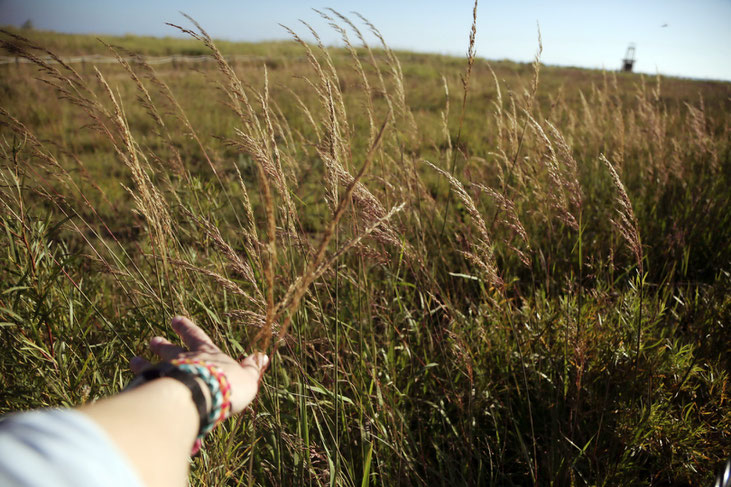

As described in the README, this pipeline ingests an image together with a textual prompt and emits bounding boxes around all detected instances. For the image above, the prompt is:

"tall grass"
[1,10,729,486]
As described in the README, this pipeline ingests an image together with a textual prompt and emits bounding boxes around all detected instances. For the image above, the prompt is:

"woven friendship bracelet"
[170,360,221,434]
[126,358,233,456]
[186,359,233,456]
[170,359,232,436]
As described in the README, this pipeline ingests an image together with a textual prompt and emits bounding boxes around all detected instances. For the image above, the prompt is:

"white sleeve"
[0,408,144,487]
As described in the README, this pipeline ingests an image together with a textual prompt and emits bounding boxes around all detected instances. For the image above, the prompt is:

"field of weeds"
[0,11,729,486]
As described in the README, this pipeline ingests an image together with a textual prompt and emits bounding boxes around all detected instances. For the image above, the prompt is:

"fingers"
[171,315,217,351]
[240,352,269,379]
[230,353,269,413]
[129,356,151,374]
[132,317,269,415]
[140,316,216,364]
[149,336,186,360]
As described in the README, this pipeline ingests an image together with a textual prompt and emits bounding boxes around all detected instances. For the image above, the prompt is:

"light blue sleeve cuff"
[0,408,144,487]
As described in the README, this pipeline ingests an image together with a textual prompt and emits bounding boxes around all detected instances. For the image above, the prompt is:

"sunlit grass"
[1,15,729,486]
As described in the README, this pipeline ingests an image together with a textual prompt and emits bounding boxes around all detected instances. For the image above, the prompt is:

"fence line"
[0,53,272,66]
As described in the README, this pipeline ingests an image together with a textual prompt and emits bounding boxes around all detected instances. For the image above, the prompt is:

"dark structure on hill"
[622,44,636,72]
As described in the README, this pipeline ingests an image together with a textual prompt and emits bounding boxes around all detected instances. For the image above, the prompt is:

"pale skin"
[78,316,268,487]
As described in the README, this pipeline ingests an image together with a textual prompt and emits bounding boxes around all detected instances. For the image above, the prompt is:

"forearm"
[78,378,198,487]
[76,316,266,487]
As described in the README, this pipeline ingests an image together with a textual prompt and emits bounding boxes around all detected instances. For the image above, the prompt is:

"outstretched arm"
[78,316,268,487]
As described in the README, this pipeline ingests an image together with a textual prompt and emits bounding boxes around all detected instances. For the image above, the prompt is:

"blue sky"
[1,0,729,81]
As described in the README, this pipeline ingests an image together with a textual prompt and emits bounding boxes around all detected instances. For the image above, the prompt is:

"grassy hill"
[1,23,729,486]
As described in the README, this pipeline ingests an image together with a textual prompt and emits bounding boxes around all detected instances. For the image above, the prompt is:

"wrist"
[193,376,212,412]
[125,359,232,454]
[125,362,210,440]
[170,359,232,436]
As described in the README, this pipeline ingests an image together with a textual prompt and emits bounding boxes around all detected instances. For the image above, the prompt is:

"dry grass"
[1,9,729,486]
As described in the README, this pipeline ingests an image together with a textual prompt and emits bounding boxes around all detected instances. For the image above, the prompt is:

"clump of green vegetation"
[1,8,729,486]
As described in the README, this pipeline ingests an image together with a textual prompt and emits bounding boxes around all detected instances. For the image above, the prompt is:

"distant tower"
[622,44,636,72]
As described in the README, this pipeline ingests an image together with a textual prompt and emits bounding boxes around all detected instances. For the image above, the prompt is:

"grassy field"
[1,13,729,486]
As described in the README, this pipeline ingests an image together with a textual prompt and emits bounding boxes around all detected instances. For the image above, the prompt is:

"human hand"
[130,316,268,415]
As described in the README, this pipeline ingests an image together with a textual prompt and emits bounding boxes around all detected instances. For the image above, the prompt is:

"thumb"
[240,353,269,379]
